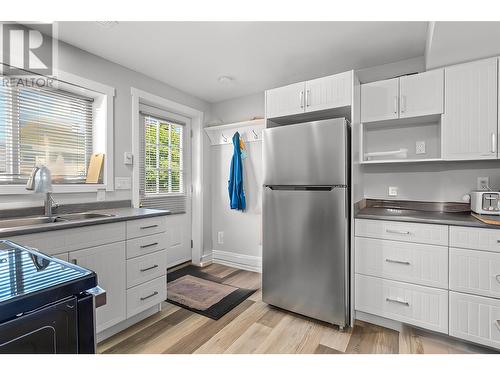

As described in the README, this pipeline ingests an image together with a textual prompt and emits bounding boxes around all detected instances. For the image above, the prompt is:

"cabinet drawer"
[4,222,126,255]
[127,250,167,288]
[355,219,448,246]
[126,216,167,239]
[126,232,168,259]
[126,276,166,318]
[355,274,448,333]
[355,237,448,288]
[450,226,500,253]
[450,247,500,299]
[450,291,500,350]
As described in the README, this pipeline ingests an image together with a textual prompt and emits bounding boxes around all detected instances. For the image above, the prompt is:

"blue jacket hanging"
[228,132,246,211]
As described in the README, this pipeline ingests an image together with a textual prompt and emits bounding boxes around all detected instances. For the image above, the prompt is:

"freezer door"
[263,118,347,186]
[262,186,348,326]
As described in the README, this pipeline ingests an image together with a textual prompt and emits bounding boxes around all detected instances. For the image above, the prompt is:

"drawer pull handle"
[386,297,410,307]
[140,242,158,249]
[140,224,159,230]
[496,275,500,284]
[140,291,159,301]
[385,258,411,265]
[386,229,411,235]
[140,264,159,272]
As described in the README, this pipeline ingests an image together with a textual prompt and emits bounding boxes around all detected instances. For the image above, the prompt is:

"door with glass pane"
[139,105,192,267]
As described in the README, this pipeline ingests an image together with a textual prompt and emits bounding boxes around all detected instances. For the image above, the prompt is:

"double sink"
[0,212,115,229]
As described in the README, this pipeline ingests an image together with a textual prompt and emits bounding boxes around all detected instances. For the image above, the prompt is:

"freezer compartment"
[262,186,349,326]
[263,118,347,186]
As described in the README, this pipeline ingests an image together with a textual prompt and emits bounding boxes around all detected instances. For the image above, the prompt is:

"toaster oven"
[470,191,500,215]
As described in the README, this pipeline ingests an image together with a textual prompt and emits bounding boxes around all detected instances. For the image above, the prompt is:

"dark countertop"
[0,207,170,238]
[355,206,499,229]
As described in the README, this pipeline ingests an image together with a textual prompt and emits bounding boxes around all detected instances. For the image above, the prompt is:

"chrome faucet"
[26,165,58,218]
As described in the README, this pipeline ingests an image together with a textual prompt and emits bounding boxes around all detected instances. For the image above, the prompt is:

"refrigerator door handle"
[264,185,346,191]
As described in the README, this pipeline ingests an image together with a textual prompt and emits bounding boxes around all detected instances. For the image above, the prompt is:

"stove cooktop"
[0,240,97,322]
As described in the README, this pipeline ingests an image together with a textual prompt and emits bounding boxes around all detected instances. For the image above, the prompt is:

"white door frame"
[131,87,205,266]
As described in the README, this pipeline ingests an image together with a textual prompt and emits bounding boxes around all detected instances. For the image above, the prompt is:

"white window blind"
[139,110,186,214]
[0,82,94,184]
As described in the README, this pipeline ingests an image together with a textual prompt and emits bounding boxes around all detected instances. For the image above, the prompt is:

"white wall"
[363,160,500,202]
[207,93,265,269]
[0,39,211,209]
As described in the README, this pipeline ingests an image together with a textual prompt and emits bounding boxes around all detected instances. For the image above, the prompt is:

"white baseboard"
[97,304,161,343]
[355,310,403,332]
[212,250,262,273]
[199,252,213,267]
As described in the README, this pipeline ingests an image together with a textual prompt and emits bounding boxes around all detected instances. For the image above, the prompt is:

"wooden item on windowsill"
[86,153,105,184]
[471,213,500,226]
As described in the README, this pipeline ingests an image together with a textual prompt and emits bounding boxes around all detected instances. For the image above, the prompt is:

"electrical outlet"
[477,177,490,190]
[217,231,224,245]
[388,186,398,197]
[416,141,426,155]
[115,177,131,190]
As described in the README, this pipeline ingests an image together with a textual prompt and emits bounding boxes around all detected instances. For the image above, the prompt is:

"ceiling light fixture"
[217,75,235,85]
[96,21,119,28]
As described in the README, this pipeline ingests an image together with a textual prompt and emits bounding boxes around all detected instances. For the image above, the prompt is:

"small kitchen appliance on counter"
[470,191,500,215]
[0,240,100,354]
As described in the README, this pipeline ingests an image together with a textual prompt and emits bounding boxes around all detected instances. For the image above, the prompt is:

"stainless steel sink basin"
[55,212,115,221]
[0,216,61,228]
[0,212,115,229]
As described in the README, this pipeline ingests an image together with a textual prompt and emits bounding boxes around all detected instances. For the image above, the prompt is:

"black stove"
[0,240,98,354]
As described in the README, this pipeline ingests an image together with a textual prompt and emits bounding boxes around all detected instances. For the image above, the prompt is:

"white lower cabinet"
[126,276,167,318]
[126,249,167,289]
[450,247,500,299]
[70,241,127,333]
[355,274,449,333]
[449,292,500,350]
[355,219,500,350]
[355,237,448,288]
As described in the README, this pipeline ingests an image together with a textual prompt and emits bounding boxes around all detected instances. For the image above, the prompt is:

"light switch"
[123,152,133,165]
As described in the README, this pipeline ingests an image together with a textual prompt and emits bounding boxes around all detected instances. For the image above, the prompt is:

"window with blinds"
[0,82,94,184]
[139,112,186,214]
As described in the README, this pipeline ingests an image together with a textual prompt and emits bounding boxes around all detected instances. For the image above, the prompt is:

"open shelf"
[360,114,442,164]
[204,119,265,146]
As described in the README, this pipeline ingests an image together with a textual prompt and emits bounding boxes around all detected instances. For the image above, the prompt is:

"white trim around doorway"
[130,87,205,266]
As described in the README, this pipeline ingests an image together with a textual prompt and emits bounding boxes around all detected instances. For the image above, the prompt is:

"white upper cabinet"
[265,82,306,119]
[442,58,498,160]
[265,71,352,119]
[399,69,444,118]
[304,71,352,113]
[361,71,444,123]
[360,77,399,123]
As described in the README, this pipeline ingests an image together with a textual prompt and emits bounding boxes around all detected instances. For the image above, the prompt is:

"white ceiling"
[426,21,500,69]
[54,21,428,103]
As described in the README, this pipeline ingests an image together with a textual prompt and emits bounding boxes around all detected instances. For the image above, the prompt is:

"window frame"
[0,70,115,194]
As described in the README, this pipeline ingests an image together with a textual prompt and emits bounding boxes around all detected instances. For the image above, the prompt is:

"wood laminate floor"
[98,264,496,354]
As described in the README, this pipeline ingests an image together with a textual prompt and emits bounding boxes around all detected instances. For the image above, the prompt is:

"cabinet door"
[265,82,305,119]
[442,58,498,160]
[399,69,444,118]
[305,71,352,112]
[360,78,399,123]
[70,242,126,333]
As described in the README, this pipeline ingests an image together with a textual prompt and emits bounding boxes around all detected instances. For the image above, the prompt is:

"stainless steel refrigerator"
[262,117,350,328]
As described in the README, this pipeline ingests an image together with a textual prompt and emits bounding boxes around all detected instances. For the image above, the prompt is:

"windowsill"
[0,184,107,195]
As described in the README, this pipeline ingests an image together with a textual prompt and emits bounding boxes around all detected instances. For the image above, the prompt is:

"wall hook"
[221,133,228,142]
[252,129,258,139]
